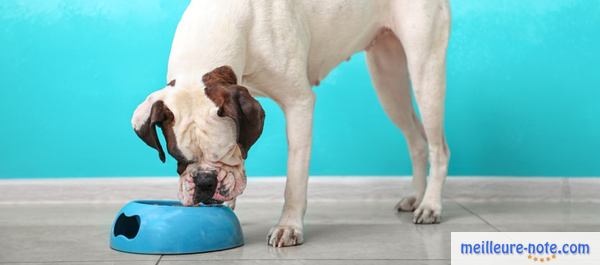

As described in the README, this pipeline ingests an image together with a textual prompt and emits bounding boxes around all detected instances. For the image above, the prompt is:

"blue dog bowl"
[110,200,243,254]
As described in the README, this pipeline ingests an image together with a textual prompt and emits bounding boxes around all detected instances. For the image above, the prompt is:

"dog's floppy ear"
[203,66,265,159]
[131,91,177,163]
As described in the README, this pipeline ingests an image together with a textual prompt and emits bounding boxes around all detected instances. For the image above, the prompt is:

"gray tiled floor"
[0,177,598,264]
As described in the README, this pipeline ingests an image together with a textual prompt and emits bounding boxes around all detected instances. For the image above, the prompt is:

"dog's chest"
[240,1,386,93]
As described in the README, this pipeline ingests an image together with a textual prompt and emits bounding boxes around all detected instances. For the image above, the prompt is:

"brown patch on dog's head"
[133,100,186,163]
[202,66,265,159]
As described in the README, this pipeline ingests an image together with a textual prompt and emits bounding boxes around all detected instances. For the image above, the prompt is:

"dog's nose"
[192,170,218,204]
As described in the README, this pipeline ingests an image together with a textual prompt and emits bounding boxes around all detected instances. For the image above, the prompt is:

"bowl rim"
[127,199,228,209]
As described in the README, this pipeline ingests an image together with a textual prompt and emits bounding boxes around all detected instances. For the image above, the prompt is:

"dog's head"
[131,66,265,206]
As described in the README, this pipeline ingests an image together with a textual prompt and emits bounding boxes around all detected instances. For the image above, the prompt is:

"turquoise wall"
[1,0,599,178]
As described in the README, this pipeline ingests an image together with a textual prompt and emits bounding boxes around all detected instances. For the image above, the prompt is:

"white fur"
[138,0,451,247]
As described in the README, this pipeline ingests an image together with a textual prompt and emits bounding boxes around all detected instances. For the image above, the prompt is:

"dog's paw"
[223,199,236,210]
[267,225,303,247]
[395,196,421,212]
[413,200,442,224]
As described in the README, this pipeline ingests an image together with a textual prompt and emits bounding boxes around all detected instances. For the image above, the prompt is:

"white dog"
[132,0,450,247]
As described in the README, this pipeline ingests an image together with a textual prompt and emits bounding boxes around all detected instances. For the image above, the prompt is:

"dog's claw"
[413,200,441,224]
[396,196,420,212]
[224,199,236,210]
[268,225,303,247]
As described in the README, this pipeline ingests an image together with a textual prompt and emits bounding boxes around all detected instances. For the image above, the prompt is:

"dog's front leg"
[268,91,315,247]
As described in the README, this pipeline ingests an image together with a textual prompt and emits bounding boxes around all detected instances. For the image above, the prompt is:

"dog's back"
[168,0,390,88]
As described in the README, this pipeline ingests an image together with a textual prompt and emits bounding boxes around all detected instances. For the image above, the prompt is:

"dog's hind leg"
[366,29,428,212]
[391,0,451,224]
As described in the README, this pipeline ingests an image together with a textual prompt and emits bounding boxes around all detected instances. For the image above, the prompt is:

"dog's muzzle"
[179,165,247,206]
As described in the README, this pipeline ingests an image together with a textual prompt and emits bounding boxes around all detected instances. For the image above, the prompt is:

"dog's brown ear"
[133,100,176,163]
[230,85,266,158]
[203,66,265,159]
